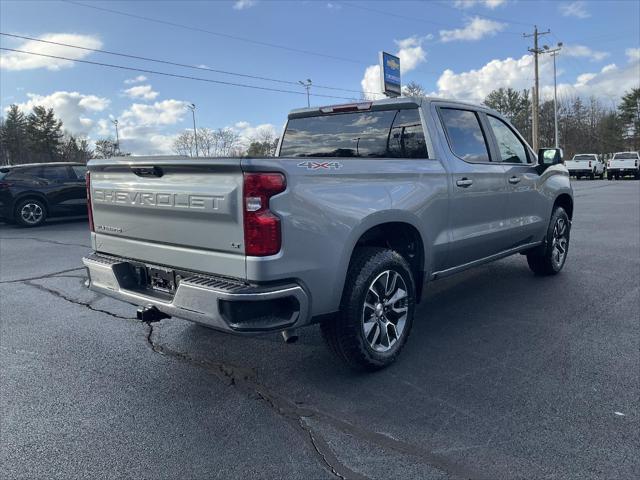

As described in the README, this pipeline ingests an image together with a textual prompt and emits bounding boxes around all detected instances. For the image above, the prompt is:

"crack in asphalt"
[0,236,91,249]
[0,267,85,284]
[141,321,364,479]
[23,280,135,321]
[24,277,480,480]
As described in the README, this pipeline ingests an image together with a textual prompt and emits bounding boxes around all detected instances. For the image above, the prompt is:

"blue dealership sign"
[379,51,401,97]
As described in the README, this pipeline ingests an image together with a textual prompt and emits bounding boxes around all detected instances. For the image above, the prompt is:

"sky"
[1,0,639,154]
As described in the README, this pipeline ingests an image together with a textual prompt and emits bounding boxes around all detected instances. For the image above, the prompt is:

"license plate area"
[147,266,176,294]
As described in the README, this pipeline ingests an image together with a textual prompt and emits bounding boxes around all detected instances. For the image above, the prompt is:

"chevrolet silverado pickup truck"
[83,97,573,370]
[607,151,639,179]
[565,153,605,180]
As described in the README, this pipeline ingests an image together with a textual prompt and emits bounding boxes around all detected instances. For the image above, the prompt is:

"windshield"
[573,154,596,161]
[613,152,639,160]
[280,109,427,158]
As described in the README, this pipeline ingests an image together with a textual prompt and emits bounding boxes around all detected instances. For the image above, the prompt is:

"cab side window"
[388,109,428,158]
[439,108,490,163]
[487,115,529,164]
[36,166,71,182]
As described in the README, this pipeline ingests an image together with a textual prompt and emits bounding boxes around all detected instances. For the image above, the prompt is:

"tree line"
[3,86,637,165]
[0,104,127,166]
[172,127,279,158]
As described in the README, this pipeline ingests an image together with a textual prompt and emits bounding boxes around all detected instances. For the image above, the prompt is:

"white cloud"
[11,91,110,136]
[360,36,428,99]
[121,99,188,126]
[454,0,507,9]
[626,48,640,62]
[123,85,159,101]
[559,1,590,19]
[433,51,640,105]
[230,121,278,146]
[326,2,342,9]
[563,44,609,62]
[124,75,147,84]
[0,33,102,71]
[233,0,255,10]
[440,17,506,43]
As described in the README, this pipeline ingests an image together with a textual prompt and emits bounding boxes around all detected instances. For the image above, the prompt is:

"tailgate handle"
[131,166,163,177]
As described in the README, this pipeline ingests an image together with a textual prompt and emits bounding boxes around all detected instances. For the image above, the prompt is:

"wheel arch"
[340,216,427,303]
[553,193,573,220]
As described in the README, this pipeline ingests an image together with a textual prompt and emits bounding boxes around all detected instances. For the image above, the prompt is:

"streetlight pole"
[299,79,312,107]
[187,103,198,157]
[111,119,120,154]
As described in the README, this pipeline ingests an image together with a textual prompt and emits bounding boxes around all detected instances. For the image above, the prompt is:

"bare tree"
[173,131,195,157]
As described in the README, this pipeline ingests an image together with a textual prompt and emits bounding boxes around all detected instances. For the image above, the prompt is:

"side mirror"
[538,148,563,166]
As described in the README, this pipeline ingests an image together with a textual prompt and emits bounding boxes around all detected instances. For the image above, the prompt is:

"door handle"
[508,176,521,184]
[456,178,473,188]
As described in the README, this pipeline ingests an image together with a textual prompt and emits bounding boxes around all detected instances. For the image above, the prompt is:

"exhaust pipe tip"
[281,328,299,344]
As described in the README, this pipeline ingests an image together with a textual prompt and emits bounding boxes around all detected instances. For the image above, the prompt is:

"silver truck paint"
[83,97,573,336]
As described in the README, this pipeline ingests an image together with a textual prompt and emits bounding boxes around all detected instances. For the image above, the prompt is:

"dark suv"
[0,162,88,227]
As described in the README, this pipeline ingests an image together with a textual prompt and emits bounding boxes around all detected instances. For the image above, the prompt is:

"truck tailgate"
[88,157,246,279]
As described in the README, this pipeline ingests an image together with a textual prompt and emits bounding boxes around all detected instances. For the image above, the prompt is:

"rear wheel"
[14,198,47,227]
[590,171,595,180]
[321,247,415,371]
[527,206,570,276]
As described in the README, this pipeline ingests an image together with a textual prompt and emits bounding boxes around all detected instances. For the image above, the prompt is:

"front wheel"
[526,206,570,275]
[321,247,415,371]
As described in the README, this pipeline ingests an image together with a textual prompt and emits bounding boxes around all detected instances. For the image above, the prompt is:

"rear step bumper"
[83,253,310,333]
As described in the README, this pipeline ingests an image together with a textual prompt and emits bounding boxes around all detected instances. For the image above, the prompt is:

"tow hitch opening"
[136,305,171,323]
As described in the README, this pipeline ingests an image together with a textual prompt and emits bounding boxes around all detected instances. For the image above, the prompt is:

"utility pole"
[524,26,550,151]
[543,43,563,148]
[299,79,312,107]
[111,119,120,154]
[187,103,198,157]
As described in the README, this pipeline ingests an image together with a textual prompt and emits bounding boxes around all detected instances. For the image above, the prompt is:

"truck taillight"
[636,160,638,167]
[86,171,94,232]
[588,161,592,168]
[608,161,611,168]
[243,172,286,256]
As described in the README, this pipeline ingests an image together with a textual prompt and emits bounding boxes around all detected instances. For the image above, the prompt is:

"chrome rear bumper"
[83,253,310,333]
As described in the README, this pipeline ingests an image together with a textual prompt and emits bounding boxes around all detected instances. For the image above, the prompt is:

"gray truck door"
[484,114,547,248]
[436,106,512,268]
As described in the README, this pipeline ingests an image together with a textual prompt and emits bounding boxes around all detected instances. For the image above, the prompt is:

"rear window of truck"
[613,153,639,160]
[280,109,427,159]
[573,155,597,161]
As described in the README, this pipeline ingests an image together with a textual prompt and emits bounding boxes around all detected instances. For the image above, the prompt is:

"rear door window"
[439,108,490,163]
[280,108,427,158]
[36,165,71,181]
[71,165,88,180]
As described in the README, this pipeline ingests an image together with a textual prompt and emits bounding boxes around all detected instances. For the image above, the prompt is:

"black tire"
[526,206,570,276]
[590,171,595,180]
[607,174,613,180]
[14,198,47,227]
[321,247,416,371]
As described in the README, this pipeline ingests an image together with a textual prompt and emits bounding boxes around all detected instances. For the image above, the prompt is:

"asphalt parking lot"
[1,179,638,480]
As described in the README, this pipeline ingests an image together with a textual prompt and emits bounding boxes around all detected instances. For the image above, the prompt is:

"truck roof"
[289,96,495,119]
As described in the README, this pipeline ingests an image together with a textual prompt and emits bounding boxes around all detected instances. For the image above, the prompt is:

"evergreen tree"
[0,104,28,164]
[618,88,640,151]
[26,105,63,162]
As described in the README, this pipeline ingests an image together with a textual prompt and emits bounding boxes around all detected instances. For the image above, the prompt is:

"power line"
[63,0,369,66]
[0,47,360,101]
[0,32,372,95]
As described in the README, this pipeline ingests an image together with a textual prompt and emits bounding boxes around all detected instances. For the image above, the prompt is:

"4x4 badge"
[297,161,342,170]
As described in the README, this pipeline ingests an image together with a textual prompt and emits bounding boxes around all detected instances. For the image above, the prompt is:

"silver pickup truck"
[83,97,573,370]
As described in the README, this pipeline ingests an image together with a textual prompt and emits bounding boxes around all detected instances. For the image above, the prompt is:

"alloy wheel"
[20,202,44,225]
[362,270,409,353]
